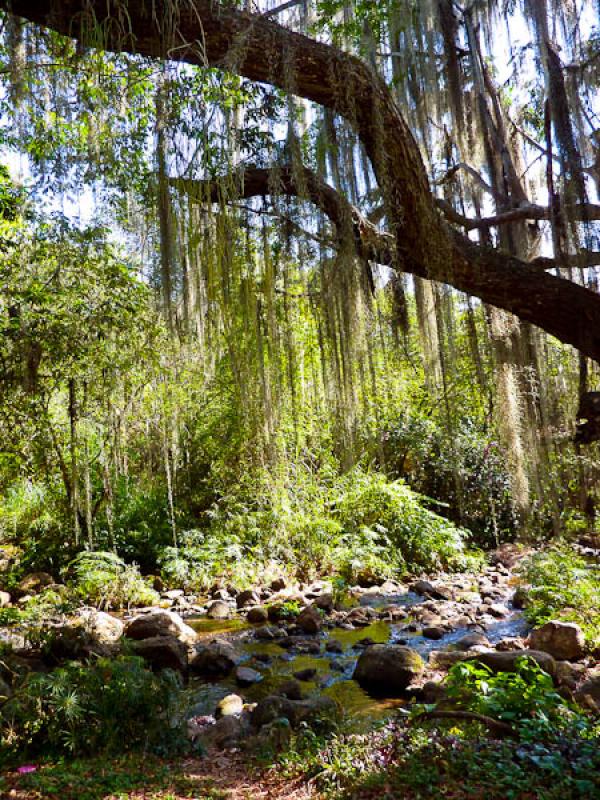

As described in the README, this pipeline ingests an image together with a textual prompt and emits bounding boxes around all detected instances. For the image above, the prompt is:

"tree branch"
[412,709,519,739]
[4,1,600,361]
[436,197,600,229]
[172,164,396,266]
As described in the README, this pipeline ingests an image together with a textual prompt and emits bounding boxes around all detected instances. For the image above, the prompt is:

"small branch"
[435,162,500,201]
[262,0,305,18]
[412,710,519,739]
[436,198,600,229]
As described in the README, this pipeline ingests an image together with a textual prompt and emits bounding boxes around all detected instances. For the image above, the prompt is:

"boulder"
[216,693,244,718]
[278,679,303,700]
[297,605,322,634]
[247,606,269,624]
[466,649,556,677]
[325,639,344,654]
[236,589,260,609]
[511,586,530,609]
[131,635,188,673]
[251,694,336,729]
[206,600,231,620]
[410,580,452,601]
[191,638,239,677]
[314,593,334,612]
[294,668,317,682]
[16,572,54,597]
[574,672,600,711]
[0,591,11,608]
[235,666,263,686]
[529,621,586,661]
[423,626,446,640]
[270,578,287,592]
[353,645,424,695]
[455,632,490,651]
[124,609,196,645]
[47,609,124,661]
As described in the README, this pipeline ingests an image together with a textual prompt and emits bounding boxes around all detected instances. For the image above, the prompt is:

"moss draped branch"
[3,0,600,360]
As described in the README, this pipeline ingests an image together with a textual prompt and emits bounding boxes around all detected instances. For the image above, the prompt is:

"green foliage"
[444,657,568,732]
[65,551,158,610]
[0,656,188,764]
[520,546,600,647]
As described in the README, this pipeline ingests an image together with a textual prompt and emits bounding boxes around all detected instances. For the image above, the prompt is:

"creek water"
[185,588,529,728]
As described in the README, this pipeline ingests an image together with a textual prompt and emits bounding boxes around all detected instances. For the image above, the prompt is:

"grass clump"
[65,551,159,610]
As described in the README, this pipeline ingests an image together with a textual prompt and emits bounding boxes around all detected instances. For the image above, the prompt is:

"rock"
[16,572,53,597]
[191,638,239,677]
[132,635,188,673]
[251,695,296,728]
[466,649,556,677]
[423,626,446,640]
[529,621,586,661]
[237,589,260,609]
[270,578,286,592]
[199,714,250,749]
[251,717,292,751]
[555,660,588,690]
[216,693,244,718]
[278,679,303,700]
[455,632,490,651]
[511,586,530,609]
[488,604,509,618]
[206,600,231,620]
[429,650,472,670]
[294,668,317,682]
[314,593,334,612]
[574,672,600,711]
[495,637,526,651]
[247,606,269,624]
[422,680,446,704]
[255,625,281,640]
[125,609,196,645]
[297,605,322,634]
[0,591,11,608]
[325,639,344,654]
[410,580,452,601]
[236,666,263,686]
[163,589,185,601]
[353,645,424,695]
[47,608,124,661]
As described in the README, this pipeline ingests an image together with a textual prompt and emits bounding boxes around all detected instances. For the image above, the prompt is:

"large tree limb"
[172,164,396,266]
[4,1,600,361]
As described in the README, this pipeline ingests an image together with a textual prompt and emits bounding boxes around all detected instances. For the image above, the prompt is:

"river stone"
[236,666,263,686]
[529,621,586,661]
[216,693,244,718]
[314,593,334,612]
[278,679,303,700]
[247,606,269,624]
[574,672,600,711]
[410,580,452,601]
[125,609,196,645]
[206,600,231,620]
[0,591,11,608]
[191,638,239,677]
[237,589,260,609]
[16,571,54,597]
[423,626,446,640]
[270,578,287,592]
[131,635,188,673]
[326,639,344,653]
[466,649,556,677]
[353,645,424,695]
[455,632,490,650]
[297,605,322,634]
[47,608,124,661]
[251,694,336,729]
[294,668,317,682]
[511,586,530,609]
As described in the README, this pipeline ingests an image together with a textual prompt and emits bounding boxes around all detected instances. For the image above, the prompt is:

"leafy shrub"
[0,656,188,764]
[332,470,480,575]
[64,551,158,610]
[444,657,568,732]
[519,546,600,647]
